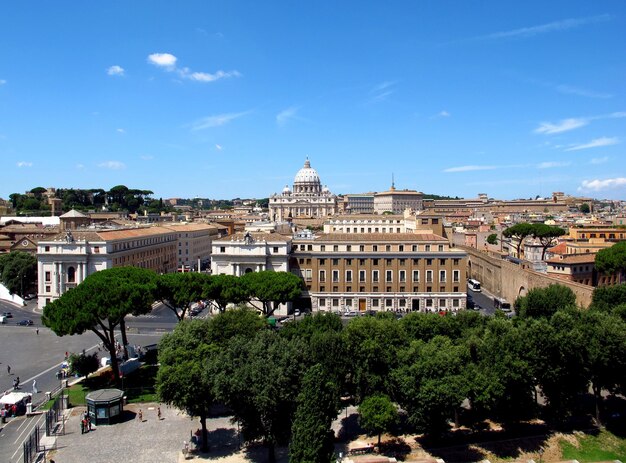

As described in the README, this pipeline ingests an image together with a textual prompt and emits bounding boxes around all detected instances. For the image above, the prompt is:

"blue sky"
[1,1,625,201]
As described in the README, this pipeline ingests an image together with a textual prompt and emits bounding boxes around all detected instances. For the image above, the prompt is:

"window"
[426,298,433,307]
[319,298,326,307]
[386,270,393,282]
[332,270,339,282]
[45,271,51,282]
[308,245,313,251]
[385,299,393,308]
[319,258,326,265]
[359,259,366,265]
[299,258,305,264]
[300,245,306,251]
[399,299,406,307]
[372,259,379,265]
[453,299,459,307]
[332,259,339,265]
[399,286,405,292]
[373,245,378,252]
[372,299,379,307]
[453,259,459,265]
[372,270,379,282]
[333,299,339,307]
[412,270,419,282]
[439,299,446,307]
[413,258,419,265]
[399,258,405,265]
[333,245,339,252]
[399,245,404,252]
[422,219,429,225]
[320,286,325,291]
[346,259,352,265]
[453,270,460,282]
[321,245,326,251]
[426,259,433,266]
[347,245,352,252]
[386,286,392,292]
[360,286,365,292]
[346,270,353,282]
[438,245,444,252]
[373,286,379,292]
[425,245,431,252]
[94,246,100,254]
[439,270,446,282]
[359,270,366,282]
[426,270,433,283]
[412,245,418,252]
[45,245,50,252]
[333,286,339,292]
[440,258,446,265]
[220,246,226,253]
[45,286,51,293]
[399,270,406,282]
[359,245,365,252]
[305,269,312,280]
[386,245,391,252]
[319,270,326,282]
[346,286,352,292]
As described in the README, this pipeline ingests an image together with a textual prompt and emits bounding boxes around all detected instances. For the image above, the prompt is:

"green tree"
[515,284,576,318]
[502,223,535,258]
[155,272,209,321]
[579,203,591,214]
[486,233,498,245]
[289,365,340,463]
[68,351,100,378]
[241,271,303,317]
[42,267,157,383]
[590,283,626,312]
[212,330,306,463]
[596,241,626,284]
[343,316,407,401]
[531,224,566,260]
[203,274,248,313]
[206,307,266,346]
[358,394,398,447]
[157,319,216,452]
[0,251,37,297]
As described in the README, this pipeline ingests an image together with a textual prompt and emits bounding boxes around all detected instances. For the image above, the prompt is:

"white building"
[269,159,337,222]
[210,231,292,276]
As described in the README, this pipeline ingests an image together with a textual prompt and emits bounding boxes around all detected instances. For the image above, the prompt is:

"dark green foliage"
[289,365,339,463]
[343,316,407,401]
[532,224,566,260]
[212,330,307,463]
[69,351,99,378]
[43,267,157,383]
[203,274,248,312]
[590,284,626,313]
[486,233,498,245]
[207,307,267,347]
[579,203,591,214]
[155,272,209,320]
[0,251,37,296]
[595,241,626,281]
[503,223,535,257]
[241,271,304,316]
[515,284,577,318]
[358,394,398,446]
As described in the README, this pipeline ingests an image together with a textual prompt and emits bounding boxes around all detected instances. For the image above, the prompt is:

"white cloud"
[590,156,609,165]
[555,84,612,99]
[537,161,571,169]
[140,155,154,161]
[478,14,611,40]
[276,106,299,127]
[578,178,626,192]
[444,165,498,173]
[215,144,223,151]
[0,79,6,85]
[565,137,619,151]
[147,53,178,69]
[116,128,126,134]
[534,118,588,134]
[76,164,85,169]
[367,81,397,103]
[148,53,240,84]
[98,161,126,170]
[107,65,125,76]
[185,70,241,82]
[190,111,250,131]
[16,161,33,168]
[437,110,451,117]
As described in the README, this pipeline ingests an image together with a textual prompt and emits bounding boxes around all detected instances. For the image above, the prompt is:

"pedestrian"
[7,365,10,375]
[80,419,85,434]
[16,376,20,388]
[138,409,143,421]
[13,378,17,390]
[65,351,68,359]
[157,406,161,420]
[32,380,38,394]
[36,328,39,335]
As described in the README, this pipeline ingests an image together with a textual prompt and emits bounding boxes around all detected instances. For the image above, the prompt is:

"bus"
[493,297,511,310]
[467,279,481,292]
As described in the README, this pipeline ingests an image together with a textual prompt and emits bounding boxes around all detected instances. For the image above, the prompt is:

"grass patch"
[67,364,158,406]
[561,430,626,461]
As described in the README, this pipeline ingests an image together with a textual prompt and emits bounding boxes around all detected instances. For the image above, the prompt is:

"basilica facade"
[269,159,337,222]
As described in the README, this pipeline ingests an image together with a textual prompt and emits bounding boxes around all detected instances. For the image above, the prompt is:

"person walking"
[32,380,38,394]
[157,406,162,420]
[7,365,10,375]
[35,328,39,335]
[138,409,143,421]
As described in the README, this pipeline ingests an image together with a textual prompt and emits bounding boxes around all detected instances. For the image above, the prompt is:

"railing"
[22,424,40,463]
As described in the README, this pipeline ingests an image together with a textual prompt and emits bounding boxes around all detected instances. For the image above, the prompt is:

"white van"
[0,316,6,324]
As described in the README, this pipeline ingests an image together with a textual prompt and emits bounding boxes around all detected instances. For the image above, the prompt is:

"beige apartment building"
[163,223,223,271]
[373,185,424,214]
[291,232,467,313]
[36,226,178,309]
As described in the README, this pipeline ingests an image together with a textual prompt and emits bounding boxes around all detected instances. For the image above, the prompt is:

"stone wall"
[462,246,594,308]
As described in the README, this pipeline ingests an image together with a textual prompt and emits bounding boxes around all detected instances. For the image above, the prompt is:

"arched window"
[67,266,76,283]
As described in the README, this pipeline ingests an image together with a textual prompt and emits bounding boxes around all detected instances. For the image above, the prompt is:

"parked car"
[2,312,13,318]
[23,293,37,300]
[17,319,33,326]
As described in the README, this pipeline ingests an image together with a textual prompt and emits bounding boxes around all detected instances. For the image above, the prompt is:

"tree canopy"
[515,284,577,318]
[242,271,303,316]
[595,241,626,283]
[0,251,37,296]
[358,394,398,447]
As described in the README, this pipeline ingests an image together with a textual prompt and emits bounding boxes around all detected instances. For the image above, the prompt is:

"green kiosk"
[86,389,124,425]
